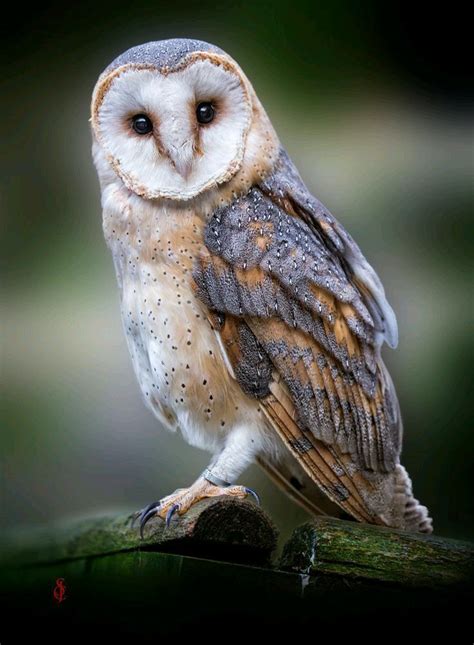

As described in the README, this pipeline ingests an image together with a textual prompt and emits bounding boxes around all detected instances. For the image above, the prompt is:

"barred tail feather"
[390,465,433,533]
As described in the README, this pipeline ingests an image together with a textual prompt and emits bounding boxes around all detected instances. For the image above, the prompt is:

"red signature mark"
[53,578,67,603]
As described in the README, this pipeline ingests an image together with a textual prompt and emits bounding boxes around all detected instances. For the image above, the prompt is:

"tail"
[258,454,433,534]
[389,464,433,533]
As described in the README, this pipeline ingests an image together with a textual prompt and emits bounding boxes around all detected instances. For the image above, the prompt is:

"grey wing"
[261,148,399,349]
[193,150,433,532]
[193,151,402,475]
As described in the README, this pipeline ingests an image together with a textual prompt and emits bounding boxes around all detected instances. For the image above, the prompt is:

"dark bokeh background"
[2,1,473,543]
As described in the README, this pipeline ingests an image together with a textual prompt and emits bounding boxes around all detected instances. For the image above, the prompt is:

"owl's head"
[91,39,277,201]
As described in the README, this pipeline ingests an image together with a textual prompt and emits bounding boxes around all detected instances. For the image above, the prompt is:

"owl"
[91,38,432,535]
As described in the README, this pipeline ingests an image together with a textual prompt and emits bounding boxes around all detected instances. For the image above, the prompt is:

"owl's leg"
[134,426,260,537]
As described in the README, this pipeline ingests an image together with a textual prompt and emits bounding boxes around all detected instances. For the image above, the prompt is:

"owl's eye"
[131,114,153,135]
[196,102,215,124]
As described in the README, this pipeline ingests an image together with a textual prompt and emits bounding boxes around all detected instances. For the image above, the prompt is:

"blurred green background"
[2,1,472,543]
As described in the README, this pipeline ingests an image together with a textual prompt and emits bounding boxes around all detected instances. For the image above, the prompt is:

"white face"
[92,55,253,200]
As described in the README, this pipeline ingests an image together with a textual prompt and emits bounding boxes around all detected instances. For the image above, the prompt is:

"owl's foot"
[133,477,259,538]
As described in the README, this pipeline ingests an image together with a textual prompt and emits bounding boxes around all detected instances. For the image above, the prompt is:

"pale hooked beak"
[165,140,194,179]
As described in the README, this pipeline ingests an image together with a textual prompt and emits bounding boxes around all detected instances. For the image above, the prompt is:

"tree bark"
[280,517,474,590]
[1,497,277,567]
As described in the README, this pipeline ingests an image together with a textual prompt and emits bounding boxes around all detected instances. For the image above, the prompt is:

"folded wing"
[193,150,431,531]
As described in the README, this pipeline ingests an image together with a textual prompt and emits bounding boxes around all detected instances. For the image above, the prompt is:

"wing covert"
[261,150,399,349]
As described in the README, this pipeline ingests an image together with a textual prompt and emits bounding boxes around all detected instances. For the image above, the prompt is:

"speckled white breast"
[103,190,268,456]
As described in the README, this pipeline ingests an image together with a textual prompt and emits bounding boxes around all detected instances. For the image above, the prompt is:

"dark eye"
[131,114,153,135]
[196,102,215,124]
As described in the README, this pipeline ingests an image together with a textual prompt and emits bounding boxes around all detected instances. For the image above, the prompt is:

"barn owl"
[91,38,432,535]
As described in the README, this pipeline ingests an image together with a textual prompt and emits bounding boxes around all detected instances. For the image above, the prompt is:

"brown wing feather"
[193,150,432,531]
[255,454,340,518]
[196,234,400,474]
[263,391,376,523]
[249,319,386,524]
[214,309,411,527]
[213,311,371,521]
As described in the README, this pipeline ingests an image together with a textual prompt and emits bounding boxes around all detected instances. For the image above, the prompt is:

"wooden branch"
[2,497,277,567]
[1,505,473,640]
[280,517,474,590]
[3,501,473,593]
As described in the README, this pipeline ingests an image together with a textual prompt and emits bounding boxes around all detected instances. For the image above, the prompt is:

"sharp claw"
[131,500,160,529]
[244,487,260,505]
[165,504,180,527]
[138,502,161,539]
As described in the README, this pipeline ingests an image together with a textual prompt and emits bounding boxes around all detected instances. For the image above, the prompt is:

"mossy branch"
[280,516,474,590]
[2,499,473,591]
[1,497,277,567]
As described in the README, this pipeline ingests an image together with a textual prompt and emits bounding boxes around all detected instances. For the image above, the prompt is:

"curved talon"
[139,502,161,539]
[165,503,180,527]
[131,500,160,529]
[244,487,260,505]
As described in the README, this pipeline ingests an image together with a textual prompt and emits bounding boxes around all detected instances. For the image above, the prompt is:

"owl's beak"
[164,140,194,179]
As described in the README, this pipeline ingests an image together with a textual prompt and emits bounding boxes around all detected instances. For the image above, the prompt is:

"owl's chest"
[104,201,242,450]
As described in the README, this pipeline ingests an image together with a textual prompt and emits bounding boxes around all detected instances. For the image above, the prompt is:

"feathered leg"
[133,426,260,537]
